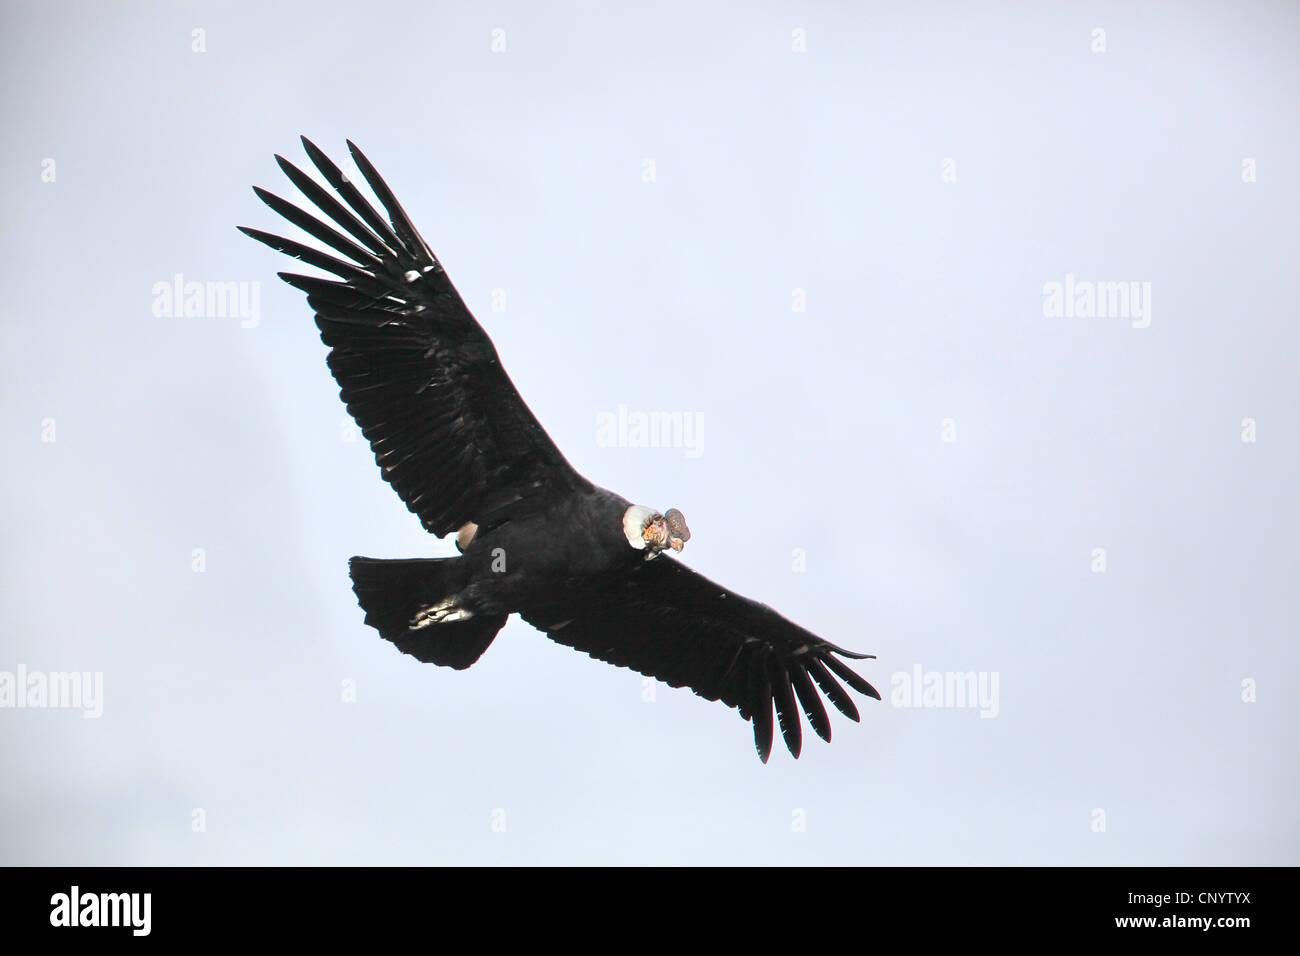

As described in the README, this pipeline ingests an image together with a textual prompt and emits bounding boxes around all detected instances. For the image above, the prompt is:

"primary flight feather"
[241,138,880,762]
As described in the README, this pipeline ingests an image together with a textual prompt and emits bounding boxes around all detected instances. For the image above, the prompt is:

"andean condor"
[241,138,880,762]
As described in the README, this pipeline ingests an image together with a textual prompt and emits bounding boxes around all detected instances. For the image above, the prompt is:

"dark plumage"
[242,138,880,762]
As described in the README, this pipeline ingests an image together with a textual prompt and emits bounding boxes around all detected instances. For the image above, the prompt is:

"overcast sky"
[2,0,1297,865]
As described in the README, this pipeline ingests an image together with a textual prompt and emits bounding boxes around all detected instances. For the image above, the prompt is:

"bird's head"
[623,505,691,558]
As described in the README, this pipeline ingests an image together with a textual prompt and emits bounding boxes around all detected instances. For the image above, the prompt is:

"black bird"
[241,139,880,762]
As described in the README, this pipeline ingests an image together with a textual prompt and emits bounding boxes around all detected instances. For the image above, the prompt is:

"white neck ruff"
[622,505,656,550]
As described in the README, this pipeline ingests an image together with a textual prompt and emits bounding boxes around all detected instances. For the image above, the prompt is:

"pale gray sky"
[2,0,1297,864]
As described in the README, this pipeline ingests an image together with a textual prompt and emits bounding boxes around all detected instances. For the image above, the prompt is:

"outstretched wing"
[241,138,588,537]
[522,557,880,762]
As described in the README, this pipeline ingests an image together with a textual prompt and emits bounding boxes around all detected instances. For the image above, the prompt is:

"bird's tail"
[348,556,506,670]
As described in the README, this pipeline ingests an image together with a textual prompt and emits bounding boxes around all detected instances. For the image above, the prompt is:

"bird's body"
[243,138,880,761]
[451,485,641,613]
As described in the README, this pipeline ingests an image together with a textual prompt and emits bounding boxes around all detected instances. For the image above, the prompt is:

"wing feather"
[789,664,833,743]
[242,139,588,537]
[805,657,861,723]
[767,653,802,759]
[522,557,878,761]
[748,653,775,764]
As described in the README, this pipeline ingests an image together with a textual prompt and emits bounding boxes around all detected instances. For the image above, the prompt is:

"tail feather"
[349,556,505,670]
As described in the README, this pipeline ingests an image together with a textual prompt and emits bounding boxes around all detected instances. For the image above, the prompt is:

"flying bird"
[241,139,880,762]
